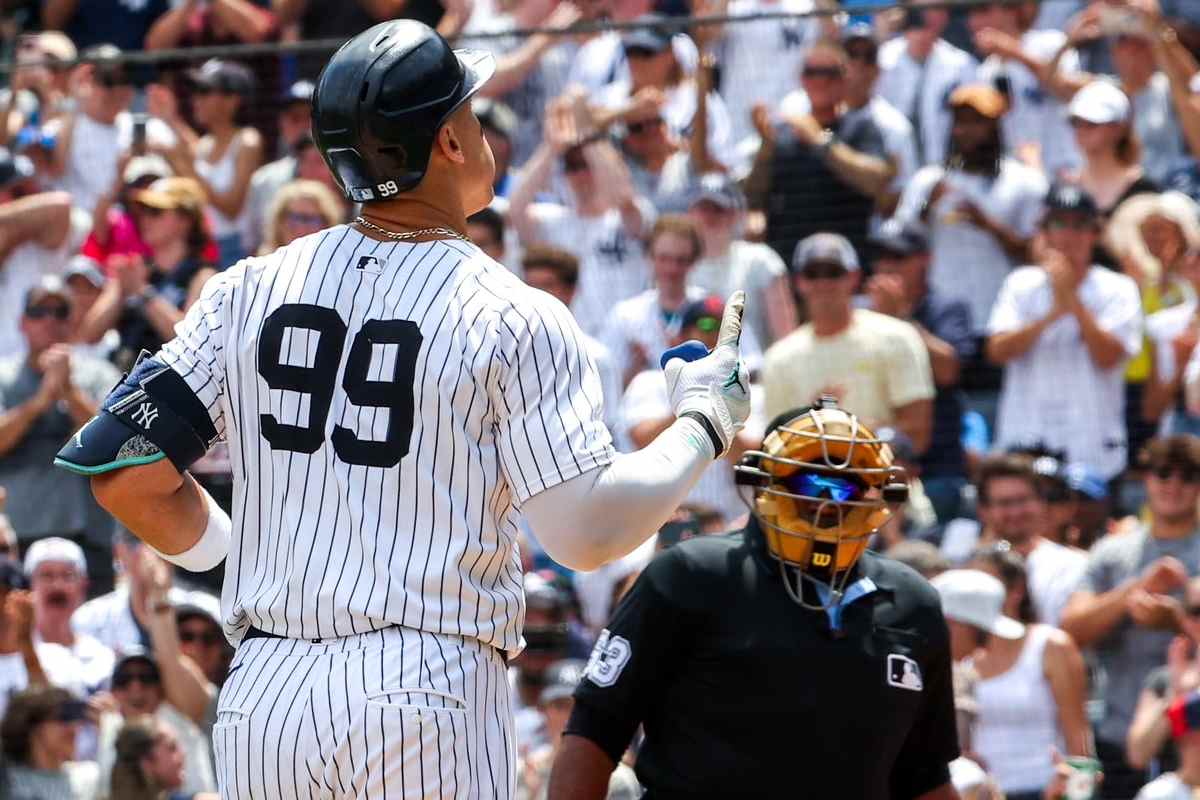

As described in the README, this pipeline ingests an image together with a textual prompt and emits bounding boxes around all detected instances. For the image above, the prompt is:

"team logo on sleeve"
[131,402,160,429]
[887,654,923,692]
[583,629,631,687]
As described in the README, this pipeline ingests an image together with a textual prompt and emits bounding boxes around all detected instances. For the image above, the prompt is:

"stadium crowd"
[7,0,1200,797]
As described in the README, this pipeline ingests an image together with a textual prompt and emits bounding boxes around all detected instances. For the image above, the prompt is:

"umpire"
[548,401,960,799]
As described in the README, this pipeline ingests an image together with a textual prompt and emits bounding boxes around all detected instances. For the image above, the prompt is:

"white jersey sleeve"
[492,294,614,504]
[157,266,238,440]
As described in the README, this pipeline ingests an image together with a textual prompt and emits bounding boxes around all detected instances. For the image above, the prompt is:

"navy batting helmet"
[312,20,495,203]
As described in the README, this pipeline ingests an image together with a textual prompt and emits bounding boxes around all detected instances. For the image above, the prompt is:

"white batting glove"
[660,291,751,458]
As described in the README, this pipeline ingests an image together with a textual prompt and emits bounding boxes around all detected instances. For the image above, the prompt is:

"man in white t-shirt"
[687,173,798,347]
[894,84,1048,338]
[968,1,1082,177]
[762,232,936,453]
[23,538,115,696]
[473,0,579,168]
[567,3,698,100]
[874,0,978,167]
[510,93,654,336]
[974,454,1088,626]
[44,45,175,214]
[987,184,1143,480]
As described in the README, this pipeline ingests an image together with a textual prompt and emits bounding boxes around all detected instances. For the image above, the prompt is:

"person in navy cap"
[988,182,1143,482]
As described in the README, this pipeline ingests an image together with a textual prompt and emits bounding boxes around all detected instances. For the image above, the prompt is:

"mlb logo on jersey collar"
[887,653,923,692]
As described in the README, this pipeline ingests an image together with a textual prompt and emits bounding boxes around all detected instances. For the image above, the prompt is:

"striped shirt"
[158,227,614,653]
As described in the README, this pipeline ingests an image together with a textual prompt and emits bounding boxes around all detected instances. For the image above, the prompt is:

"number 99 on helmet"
[735,399,909,608]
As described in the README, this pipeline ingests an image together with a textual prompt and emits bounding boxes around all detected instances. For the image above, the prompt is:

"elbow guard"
[54,354,218,476]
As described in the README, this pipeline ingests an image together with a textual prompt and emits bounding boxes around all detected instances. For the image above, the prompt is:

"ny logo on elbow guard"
[131,402,160,429]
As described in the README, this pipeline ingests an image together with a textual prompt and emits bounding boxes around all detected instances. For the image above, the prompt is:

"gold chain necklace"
[354,216,472,243]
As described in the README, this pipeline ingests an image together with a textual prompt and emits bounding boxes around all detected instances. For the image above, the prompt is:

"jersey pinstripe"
[158,226,614,654]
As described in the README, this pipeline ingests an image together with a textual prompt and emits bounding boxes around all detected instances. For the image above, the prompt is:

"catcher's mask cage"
[735,398,910,610]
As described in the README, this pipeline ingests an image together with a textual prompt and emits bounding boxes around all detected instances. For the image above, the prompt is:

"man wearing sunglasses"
[987,183,1143,483]
[1062,435,1200,798]
[746,38,894,269]
[764,231,935,455]
[0,279,120,592]
[549,402,959,799]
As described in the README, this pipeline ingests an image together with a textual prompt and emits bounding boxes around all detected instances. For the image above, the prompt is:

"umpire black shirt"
[566,526,959,799]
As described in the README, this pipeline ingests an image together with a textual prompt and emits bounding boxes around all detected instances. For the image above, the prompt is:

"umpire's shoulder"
[640,531,755,605]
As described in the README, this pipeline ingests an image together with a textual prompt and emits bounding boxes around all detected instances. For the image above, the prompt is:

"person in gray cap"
[0,279,121,592]
[688,172,798,348]
[62,256,119,362]
[763,231,935,454]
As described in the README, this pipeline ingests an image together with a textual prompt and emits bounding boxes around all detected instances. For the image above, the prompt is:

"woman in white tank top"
[968,546,1093,800]
[149,60,263,269]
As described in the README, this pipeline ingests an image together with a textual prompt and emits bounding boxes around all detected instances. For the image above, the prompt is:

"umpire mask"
[735,400,908,610]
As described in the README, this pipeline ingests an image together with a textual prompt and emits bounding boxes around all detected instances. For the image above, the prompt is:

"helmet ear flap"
[882,467,910,504]
[735,451,769,488]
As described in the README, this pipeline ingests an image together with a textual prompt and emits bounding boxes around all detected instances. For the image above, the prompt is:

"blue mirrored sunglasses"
[783,471,864,502]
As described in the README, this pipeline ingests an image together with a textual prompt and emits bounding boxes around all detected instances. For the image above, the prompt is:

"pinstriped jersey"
[158,225,614,653]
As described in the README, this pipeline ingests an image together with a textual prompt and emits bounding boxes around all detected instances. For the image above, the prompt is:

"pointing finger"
[717,290,745,350]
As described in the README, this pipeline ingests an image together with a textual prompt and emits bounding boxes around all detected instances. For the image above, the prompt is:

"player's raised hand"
[660,291,750,458]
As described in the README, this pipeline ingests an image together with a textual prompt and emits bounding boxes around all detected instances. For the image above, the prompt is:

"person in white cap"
[933,567,1091,800]
[24,537,115,696]
[1064,80,1160,220]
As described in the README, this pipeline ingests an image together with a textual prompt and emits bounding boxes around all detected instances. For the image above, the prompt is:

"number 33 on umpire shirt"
[565,529,960,799]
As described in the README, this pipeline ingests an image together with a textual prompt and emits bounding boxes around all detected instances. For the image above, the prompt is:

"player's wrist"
[675,413,719,459]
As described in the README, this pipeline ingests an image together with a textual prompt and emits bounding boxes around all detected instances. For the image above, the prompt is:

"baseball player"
[52,19,750,800]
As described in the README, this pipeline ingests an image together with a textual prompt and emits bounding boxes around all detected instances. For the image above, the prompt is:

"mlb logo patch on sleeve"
[887,654,923,692]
